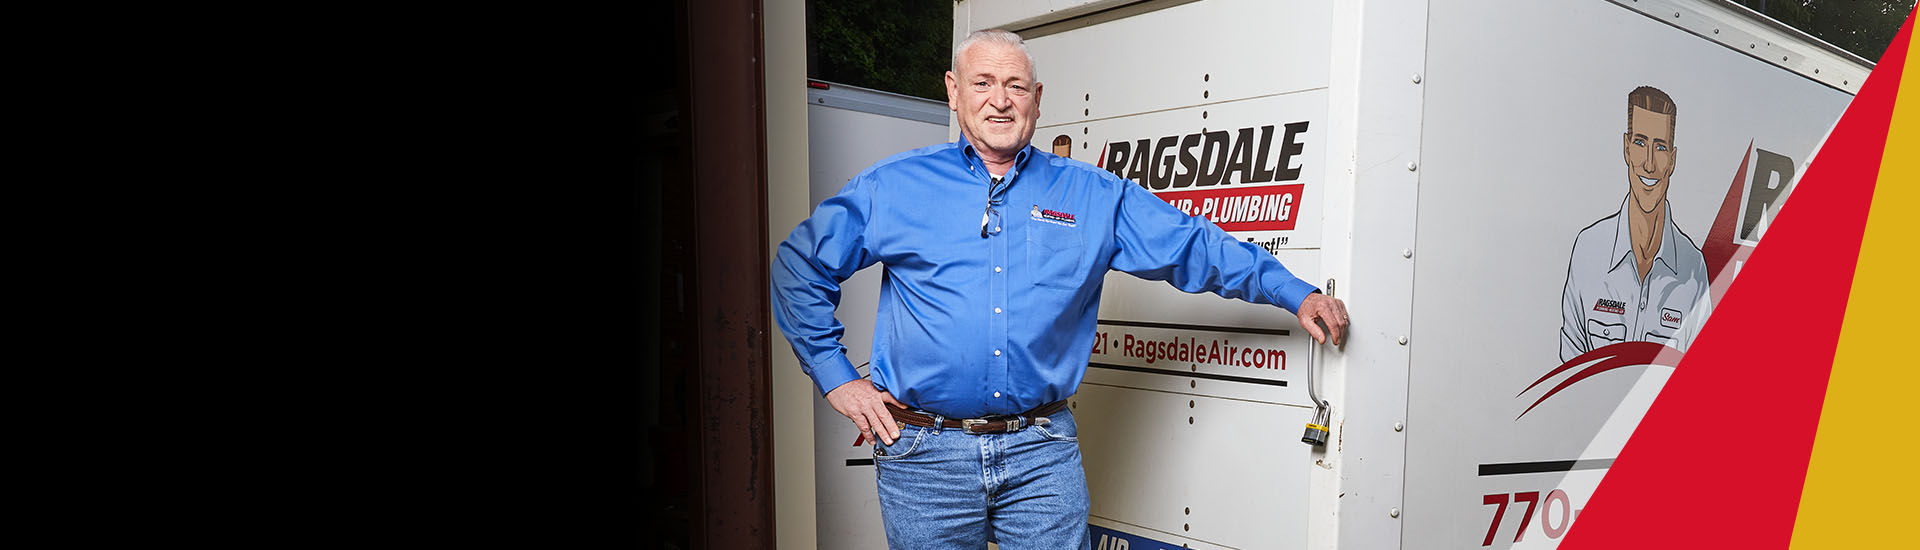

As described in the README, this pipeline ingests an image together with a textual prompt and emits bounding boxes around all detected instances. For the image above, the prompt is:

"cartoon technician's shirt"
[1559,198,1713,362]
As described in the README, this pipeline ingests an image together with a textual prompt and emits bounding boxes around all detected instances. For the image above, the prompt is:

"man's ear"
[1032,81,1043,116]
[1666,145,1679,175]
[945,71,959,112]
[1622,132,1632,163]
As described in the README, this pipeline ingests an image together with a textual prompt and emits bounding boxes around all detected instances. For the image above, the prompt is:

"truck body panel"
[806,1,1865,547]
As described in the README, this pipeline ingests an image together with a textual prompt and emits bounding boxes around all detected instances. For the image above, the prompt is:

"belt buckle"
[962,415,1023,434]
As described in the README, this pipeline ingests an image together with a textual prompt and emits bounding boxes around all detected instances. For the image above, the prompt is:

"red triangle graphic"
[1701,142,1757,305]
[1701,143,1753,277]
[1560,12,1911,549]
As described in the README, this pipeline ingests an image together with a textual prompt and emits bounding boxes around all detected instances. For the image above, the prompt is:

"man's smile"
[1639,175,1660,187]
[986,116,1014,125]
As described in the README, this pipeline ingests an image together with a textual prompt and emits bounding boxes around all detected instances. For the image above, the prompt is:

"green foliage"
[1801,0,1913,63]
[1746,0,1914,62]
[808,0,953,100]
[804,0,1911,101]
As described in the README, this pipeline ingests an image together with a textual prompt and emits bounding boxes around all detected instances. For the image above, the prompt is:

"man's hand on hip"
[1297,292,1350,347]
[826,379,906,445]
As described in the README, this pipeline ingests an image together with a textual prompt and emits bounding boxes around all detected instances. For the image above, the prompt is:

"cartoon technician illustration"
[1559,86,1713,362]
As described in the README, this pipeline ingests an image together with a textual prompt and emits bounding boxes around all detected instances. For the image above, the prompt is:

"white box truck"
[811,1,1871,548]
[802,80,955,550]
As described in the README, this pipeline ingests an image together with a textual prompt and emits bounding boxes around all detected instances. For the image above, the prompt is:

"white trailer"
[810,1,1870,547]
[803,80,953,550]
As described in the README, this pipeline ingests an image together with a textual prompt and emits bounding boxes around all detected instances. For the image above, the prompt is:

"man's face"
[946,41,1042,163]
[1622,106,1677,214]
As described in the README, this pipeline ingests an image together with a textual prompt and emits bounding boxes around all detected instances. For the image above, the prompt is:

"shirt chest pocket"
[1586,319,1625,349]
[1026,222,1085,290]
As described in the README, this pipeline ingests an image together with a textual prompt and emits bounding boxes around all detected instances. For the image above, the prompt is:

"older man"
[772,29,1349,549]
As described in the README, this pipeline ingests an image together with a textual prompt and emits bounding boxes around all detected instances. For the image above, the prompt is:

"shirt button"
[994,307,1003,314]
[993,226,1001,232]
[993,391,1002,398]
[995,266,1003,273]
[994,349,1002,356]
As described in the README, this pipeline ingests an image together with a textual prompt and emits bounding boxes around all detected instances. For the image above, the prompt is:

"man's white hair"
[952,29,1038,82]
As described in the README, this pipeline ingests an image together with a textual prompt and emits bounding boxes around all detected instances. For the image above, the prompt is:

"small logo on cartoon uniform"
[1031,205,1078,227]
[1660,308,1683,329]
[1592,298,1627,315]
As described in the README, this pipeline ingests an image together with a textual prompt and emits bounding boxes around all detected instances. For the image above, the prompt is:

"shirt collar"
[1606,197,1680,276]
[957,137,1035,182]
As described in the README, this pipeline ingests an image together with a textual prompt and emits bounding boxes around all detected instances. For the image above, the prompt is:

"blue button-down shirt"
[772,139,1321,418]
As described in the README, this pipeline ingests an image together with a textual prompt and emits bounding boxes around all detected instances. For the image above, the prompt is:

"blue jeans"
[873,406,1091,549]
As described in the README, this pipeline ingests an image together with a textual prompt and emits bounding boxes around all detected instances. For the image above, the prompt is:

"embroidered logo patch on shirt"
[1031,205,1077,227]
[1660,307,1683,329]
[1592,298,1627,315]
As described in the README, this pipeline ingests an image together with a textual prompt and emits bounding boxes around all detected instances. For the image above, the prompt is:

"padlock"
[1301,422,1329,446]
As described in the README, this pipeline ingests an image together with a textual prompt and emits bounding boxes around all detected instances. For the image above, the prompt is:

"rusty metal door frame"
[682,0,775,547]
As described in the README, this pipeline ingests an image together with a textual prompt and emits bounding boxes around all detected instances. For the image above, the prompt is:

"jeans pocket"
[873,427,927,461]
[1033,424,1077,442]
[1031,410,1078,442]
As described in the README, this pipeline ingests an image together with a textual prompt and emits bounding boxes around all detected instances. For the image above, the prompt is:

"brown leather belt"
[886,400,1068,434]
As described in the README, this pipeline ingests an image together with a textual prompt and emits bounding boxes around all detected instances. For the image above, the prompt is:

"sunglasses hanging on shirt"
[981,176,1006,238]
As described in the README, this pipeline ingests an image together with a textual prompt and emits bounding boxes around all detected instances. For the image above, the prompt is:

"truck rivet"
[1411,73,1421,84]
[1402,248,1412,259]
[1398,335,1408,345]
[1394,422,1404,432]
[1407,161,1418,171]
[1390,507,1401,518]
